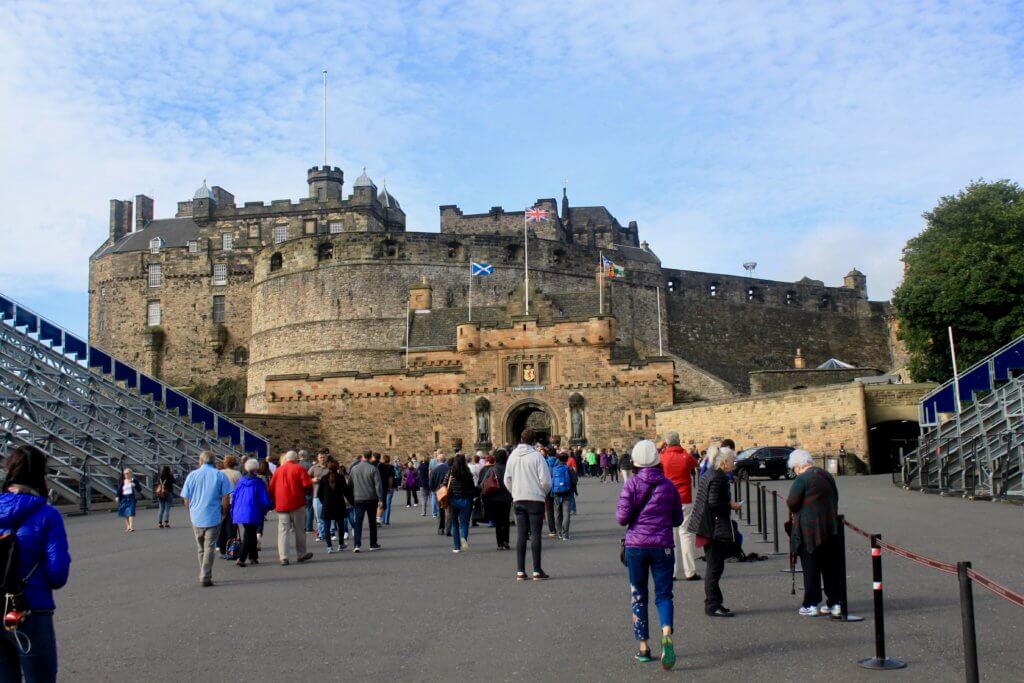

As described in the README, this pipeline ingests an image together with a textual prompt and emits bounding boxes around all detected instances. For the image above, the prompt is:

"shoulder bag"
[619,483,657,566]
[436,473,453,510]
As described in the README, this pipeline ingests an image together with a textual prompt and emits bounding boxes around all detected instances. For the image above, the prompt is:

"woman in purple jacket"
[616,440,683,670]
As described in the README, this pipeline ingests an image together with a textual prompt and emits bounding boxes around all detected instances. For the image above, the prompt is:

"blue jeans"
[345,507,356,536]
[0,611,57,682]
[353,501,378,548]
[420,486,431,514]
[157,498,172,524]
[450,497,473,550]
[313,498,325,538]
[626,547,675,641]
[304,494,314,532]
[382,490,395,524]
[432,491,439,516]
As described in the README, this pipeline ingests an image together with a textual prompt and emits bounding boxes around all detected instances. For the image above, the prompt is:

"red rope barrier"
[966,568,1024,609]
[843,519,872,540]
[875,540,958,576]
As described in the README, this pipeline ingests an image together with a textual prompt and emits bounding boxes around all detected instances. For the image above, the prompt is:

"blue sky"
[2,0,1023,336]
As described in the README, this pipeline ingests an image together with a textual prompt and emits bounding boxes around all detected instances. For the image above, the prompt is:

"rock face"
[89,168,895,457]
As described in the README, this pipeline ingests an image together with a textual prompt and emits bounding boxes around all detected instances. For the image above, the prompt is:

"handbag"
[481,468,500,497]
[436,473,453,510]
[619,483,657,567]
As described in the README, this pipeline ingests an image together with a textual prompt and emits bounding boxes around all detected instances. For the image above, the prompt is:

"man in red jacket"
[268,450,314,565]
[660,431,700,581]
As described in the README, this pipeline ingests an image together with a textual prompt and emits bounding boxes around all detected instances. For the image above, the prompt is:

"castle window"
[273,225,289,244]
[317,242,333,262]
[187,240,199,253]
[212,295,225,323]
[146,301,161,326]
[666,277,680,293]
[212,263,228,286]
[221,232,233,250]
[552,249,565,265]
[329,221,343,234]
[247,223,260,239]
[434,431,440,448]
[746,286,760,302]
[97,306,105,333]
[505,245,521,263]
[785,290,797,305]
[270,252,283,272]
[819,295,831,310]
[147,264,162,288]
[149,237,163,254]
[507,363,519,385]
[708,282,719,298]
[447,241,461,259]
[538,361,549,384]
[304,219,317,235]
[233,346,248,365]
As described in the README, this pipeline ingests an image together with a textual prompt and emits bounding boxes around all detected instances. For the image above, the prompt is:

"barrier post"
[857,534,906,669]
[957,561,980,683]
[733,477,740,518]
[760,487,769,543]
[831,516,864,622]
[745,476,751,524]
[756,485,763,534]
[772,493,780,553]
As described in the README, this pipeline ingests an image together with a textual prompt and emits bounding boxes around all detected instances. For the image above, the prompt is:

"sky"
[2,0,1023,336]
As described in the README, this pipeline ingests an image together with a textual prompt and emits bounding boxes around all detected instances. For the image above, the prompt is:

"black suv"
[734,446,795,480]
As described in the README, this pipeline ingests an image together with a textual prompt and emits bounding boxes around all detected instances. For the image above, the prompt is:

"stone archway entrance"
[505,400,554,445]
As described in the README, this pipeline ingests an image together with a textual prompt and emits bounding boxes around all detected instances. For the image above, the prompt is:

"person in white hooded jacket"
[503,428,553,580]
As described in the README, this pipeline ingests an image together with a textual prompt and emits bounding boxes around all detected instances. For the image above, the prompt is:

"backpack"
[225,537,241,560]
[155,479,168,501]
[0,524,37,628]
[480,468,500,497]
[551,464,572,495]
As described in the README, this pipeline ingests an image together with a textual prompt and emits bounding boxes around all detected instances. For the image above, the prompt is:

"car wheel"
[785,468,795,480]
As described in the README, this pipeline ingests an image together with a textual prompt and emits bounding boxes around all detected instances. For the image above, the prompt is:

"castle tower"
[350,168,378,207]
[308,166,344,202]
[843,268,867,298]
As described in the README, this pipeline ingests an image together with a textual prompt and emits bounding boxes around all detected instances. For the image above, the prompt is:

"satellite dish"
[743,261,757,274]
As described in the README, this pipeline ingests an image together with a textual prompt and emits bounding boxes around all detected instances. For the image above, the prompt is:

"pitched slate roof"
[408,307,502,348]
[93,217,202,258]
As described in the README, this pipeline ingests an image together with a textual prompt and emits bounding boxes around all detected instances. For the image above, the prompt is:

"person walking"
[429,454,452,536]
[609,449,619,482]
[418,457,431,516]
[116,468,141,533]
[404,460,420,507]
[349,452,383,552]
[155,465,176,529]
[551,452,578,540]
[504,429,552,580]
[181,451,234,586]
[479,450,513,549]
[620,449,634,481]
[661,432,701,581]
[447,453,477,553]
[308,451,330,542]
[379,455,396,525]
[317,460,353,554]
[297,450,315,534]
[616,440,682,669]
[585,448,598,477]
[231,458,272,567]
[268,450,314,566]
[599,449,611,482]
[216,455,243,557]
[686,447,741,617]
[786,449,843,617]
[0,445,71,683]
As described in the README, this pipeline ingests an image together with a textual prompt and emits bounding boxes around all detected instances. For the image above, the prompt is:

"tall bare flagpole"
[949,326,962,414]
[405,299,411,368]
[656,286,663,355]
[322,70,328,166]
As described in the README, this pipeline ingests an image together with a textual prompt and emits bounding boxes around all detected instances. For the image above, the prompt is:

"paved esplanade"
[57,476,1021,681]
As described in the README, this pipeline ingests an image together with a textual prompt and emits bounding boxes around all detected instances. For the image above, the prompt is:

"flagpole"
[524,211,530,315]
[322,70,328,166]
[468,264,473,322]
[405,298,411,369]
[949,326,961,414]
[656,286,663,355]
[598,251,604,315]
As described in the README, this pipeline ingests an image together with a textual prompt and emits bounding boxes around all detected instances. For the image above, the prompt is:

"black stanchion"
[733,477,740,518]
[957,561,980,683]
[857,534,906,670]
[772,493,780,553]
[760,487,769,543]
[831,515,864,622]
[745,476,751,524]
[756,485,763,534]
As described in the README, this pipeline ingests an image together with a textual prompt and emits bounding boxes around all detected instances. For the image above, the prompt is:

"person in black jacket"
[429,455,452,536]
[447,453,477,553]
[686,448,742,617]
[480,449,513,549]
[155,465,176,529]
[317,461,353,553]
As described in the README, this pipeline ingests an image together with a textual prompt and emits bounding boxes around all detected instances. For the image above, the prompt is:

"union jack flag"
[525,207,549,222]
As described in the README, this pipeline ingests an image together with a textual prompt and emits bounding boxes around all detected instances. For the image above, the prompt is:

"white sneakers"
[798,604,842,617]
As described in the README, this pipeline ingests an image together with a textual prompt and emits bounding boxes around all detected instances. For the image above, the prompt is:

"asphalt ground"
[53,474,1022,682]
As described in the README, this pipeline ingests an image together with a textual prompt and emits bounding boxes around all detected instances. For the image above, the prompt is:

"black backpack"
[0,526,36,628]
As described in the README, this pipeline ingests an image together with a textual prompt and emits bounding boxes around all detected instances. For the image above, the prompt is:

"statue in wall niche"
[475,397,491,448]
[569,393,585,445]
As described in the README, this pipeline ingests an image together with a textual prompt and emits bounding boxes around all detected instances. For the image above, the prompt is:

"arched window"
[317,242,333,262]
[785,290,797,305]
[746,286,759,302]
[666,277,680,293]
[270,252,283,272]
[708,281,719,298]
[149,237,163,254]
[381,238,398,258]
[233,346,248,365]
[446,241,461,259]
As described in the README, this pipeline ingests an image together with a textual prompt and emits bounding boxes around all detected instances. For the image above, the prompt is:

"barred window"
[187,240,199,253]
[221,232,233,250]
[273,225,289,244]
[148,264,162,288]
[212,295,225,323]
[149,237,162,254]
[329,221,343,234]
[212,263,228,286]
[147,301,161,326]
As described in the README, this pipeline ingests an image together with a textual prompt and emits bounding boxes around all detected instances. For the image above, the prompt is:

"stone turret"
[308,166,344,202]
[843,268,867,298]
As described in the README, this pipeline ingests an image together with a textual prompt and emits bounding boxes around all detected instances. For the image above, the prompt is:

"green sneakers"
[661,635,676,670]
[634,649,654,663]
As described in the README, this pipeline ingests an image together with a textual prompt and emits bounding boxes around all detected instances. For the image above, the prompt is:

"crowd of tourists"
[0,424,847,680]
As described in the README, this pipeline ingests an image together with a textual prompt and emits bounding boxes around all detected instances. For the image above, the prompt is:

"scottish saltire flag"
[602,254,625,279]
[471,262,494,276]
[525,207,549,222]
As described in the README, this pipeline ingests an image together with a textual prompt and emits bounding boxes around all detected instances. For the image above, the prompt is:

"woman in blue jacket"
[0,445,71,683]
[231,458,272,567]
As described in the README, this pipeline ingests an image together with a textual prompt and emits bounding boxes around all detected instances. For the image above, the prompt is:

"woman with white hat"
[615,439,683,669]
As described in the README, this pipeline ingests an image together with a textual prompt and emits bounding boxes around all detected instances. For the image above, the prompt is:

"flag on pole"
[471,262,494,276]
[525,207,549,222]
[602,254,625,279]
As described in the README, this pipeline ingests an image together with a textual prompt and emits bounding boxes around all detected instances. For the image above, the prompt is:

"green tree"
[893,180,1024,382]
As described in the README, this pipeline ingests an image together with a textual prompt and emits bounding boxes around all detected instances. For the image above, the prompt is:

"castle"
[88,165,897,456]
